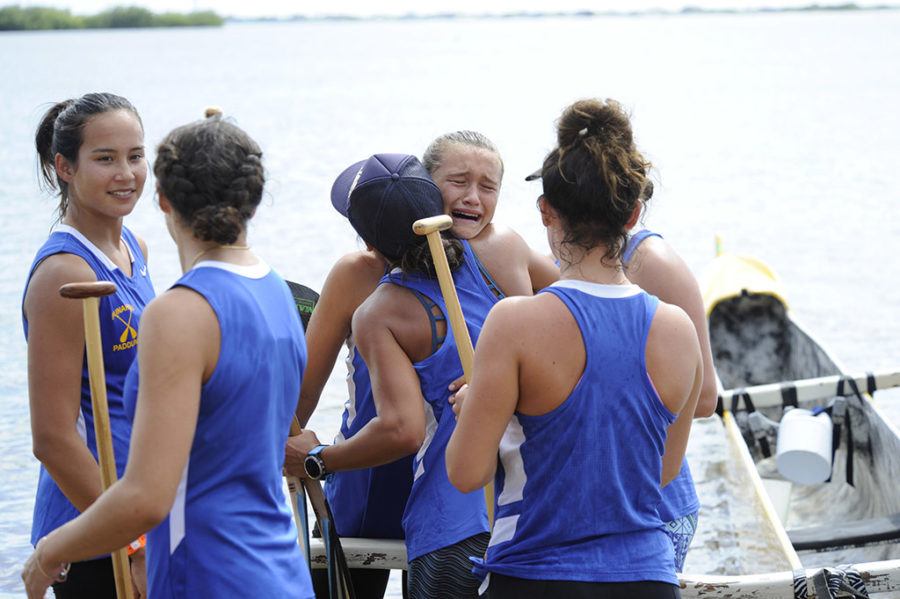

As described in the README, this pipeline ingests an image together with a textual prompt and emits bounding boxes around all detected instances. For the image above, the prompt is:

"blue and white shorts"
[664,512,699,572]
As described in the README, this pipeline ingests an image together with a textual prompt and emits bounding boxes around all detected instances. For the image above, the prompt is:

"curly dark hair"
[35,92,142,220]
[390,235,464,276]
[540,98,652,264]
[153,112,264,244]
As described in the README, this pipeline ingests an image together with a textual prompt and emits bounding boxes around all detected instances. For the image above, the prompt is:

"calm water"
[1,11,899,596]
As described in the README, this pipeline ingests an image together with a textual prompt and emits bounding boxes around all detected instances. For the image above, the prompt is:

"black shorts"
[408,533,490,599]
[51,557,116,599]
[485,573,681,599]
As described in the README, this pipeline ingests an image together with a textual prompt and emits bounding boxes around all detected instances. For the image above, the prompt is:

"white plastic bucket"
[775,408,833,485]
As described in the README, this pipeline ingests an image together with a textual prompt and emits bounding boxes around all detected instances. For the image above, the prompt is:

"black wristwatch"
[304,444,330,480]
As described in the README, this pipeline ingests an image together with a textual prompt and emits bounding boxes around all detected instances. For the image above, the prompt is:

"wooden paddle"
[288,415,355,599]
[285,280,355,599]
[284,281,320,564]
[412,215,495,525]
[59,281,134,599]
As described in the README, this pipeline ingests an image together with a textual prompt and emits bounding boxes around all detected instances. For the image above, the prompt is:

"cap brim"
[331,159,367,217]
[524,167,542,182]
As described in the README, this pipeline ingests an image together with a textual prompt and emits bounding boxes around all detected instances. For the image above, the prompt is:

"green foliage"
[0,4,224,31]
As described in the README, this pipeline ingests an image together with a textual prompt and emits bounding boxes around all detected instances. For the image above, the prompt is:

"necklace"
[188,244,251,269]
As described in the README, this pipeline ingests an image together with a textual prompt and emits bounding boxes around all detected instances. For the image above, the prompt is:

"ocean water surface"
[1,10,899,596]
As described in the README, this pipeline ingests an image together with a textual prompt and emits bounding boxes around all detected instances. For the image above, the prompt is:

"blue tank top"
[478,280,677,585]
[383,240,498,561]
[623,230,700,522]
[22,225,155,546]
[325,341,414,539]
[122,261,313,599]
[325,248,505,539]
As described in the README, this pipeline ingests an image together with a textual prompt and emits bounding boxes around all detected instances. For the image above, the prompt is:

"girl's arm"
[295,262,355,427]
[446,300,521,493]
[286,291,426,474]
[526,246,560,292]
[136,234,149,266]
[23,288,215,595]
[296,253,381,427]
[26,255,106,512]
[627,237,718,417]
[645,302,703,485]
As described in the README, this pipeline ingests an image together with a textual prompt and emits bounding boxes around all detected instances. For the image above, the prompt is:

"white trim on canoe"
[304,539,900,597]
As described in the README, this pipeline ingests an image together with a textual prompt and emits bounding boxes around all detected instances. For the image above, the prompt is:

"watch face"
[304,456,323,480]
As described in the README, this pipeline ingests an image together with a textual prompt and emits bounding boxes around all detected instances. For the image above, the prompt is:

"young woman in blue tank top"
[622,227,719,571]
[23,112,314,599]
[446,99,704,599]
[22,93,153,598]
[286,153,537,598]
[291,134,557,598]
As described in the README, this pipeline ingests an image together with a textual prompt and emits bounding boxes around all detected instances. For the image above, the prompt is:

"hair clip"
[578,127,588,137]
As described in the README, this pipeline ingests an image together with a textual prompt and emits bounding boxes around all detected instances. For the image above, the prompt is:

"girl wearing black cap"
[445,99,703,598]
[287,153,527,598]
[291,132,559,597]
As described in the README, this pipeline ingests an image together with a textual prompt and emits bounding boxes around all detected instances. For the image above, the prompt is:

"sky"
[10,0,890,18]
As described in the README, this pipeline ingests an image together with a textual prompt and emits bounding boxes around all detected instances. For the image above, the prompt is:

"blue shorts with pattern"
[663,511,699,572]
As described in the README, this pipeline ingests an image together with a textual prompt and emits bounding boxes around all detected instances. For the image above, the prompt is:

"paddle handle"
[422,231,475,382]
[413,218,493,525]
[75,292,134,599]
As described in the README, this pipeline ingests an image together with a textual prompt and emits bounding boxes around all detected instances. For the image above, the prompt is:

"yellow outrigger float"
[298,248,900,598]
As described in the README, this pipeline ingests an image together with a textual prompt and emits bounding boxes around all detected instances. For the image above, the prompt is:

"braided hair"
[540,98,653,264]
[154,111,264,244]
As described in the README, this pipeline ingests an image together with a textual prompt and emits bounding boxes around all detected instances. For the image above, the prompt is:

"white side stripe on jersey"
[170,461,189,554]
[497,416,527,506]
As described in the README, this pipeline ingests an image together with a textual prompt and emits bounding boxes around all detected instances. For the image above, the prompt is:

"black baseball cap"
[331,153,443,261]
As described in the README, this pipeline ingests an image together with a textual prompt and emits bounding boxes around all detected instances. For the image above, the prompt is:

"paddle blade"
[286,280,320,330]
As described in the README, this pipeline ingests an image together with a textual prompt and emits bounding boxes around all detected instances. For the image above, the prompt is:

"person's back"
[446,98,702,599]
[130,262,307,597]
[476,281,697,587]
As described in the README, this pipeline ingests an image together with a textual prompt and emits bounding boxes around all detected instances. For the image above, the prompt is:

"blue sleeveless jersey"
[122,261,313,599]
[624,230,700,522]
[22,225,155,546]
[325,340,413,538]
[383,240,497,561]
[478,280,678,585]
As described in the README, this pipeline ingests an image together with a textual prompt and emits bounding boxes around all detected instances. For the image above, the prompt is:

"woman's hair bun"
[557,98,633,150]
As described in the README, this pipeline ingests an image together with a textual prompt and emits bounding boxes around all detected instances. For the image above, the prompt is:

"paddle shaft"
[721,410,803,570]
[412,216,494,524]
[62,284,134,599]
[290,417,354,598]
[421,230,474,380]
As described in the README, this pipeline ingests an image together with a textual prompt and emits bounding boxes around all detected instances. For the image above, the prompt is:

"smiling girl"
[22,93,154,598]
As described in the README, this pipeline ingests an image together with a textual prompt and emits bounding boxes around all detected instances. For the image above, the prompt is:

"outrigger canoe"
[678,249,900,597]
[300,252,900,598]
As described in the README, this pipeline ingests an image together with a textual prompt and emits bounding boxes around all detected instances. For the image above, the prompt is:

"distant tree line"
[0,5,224,31]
